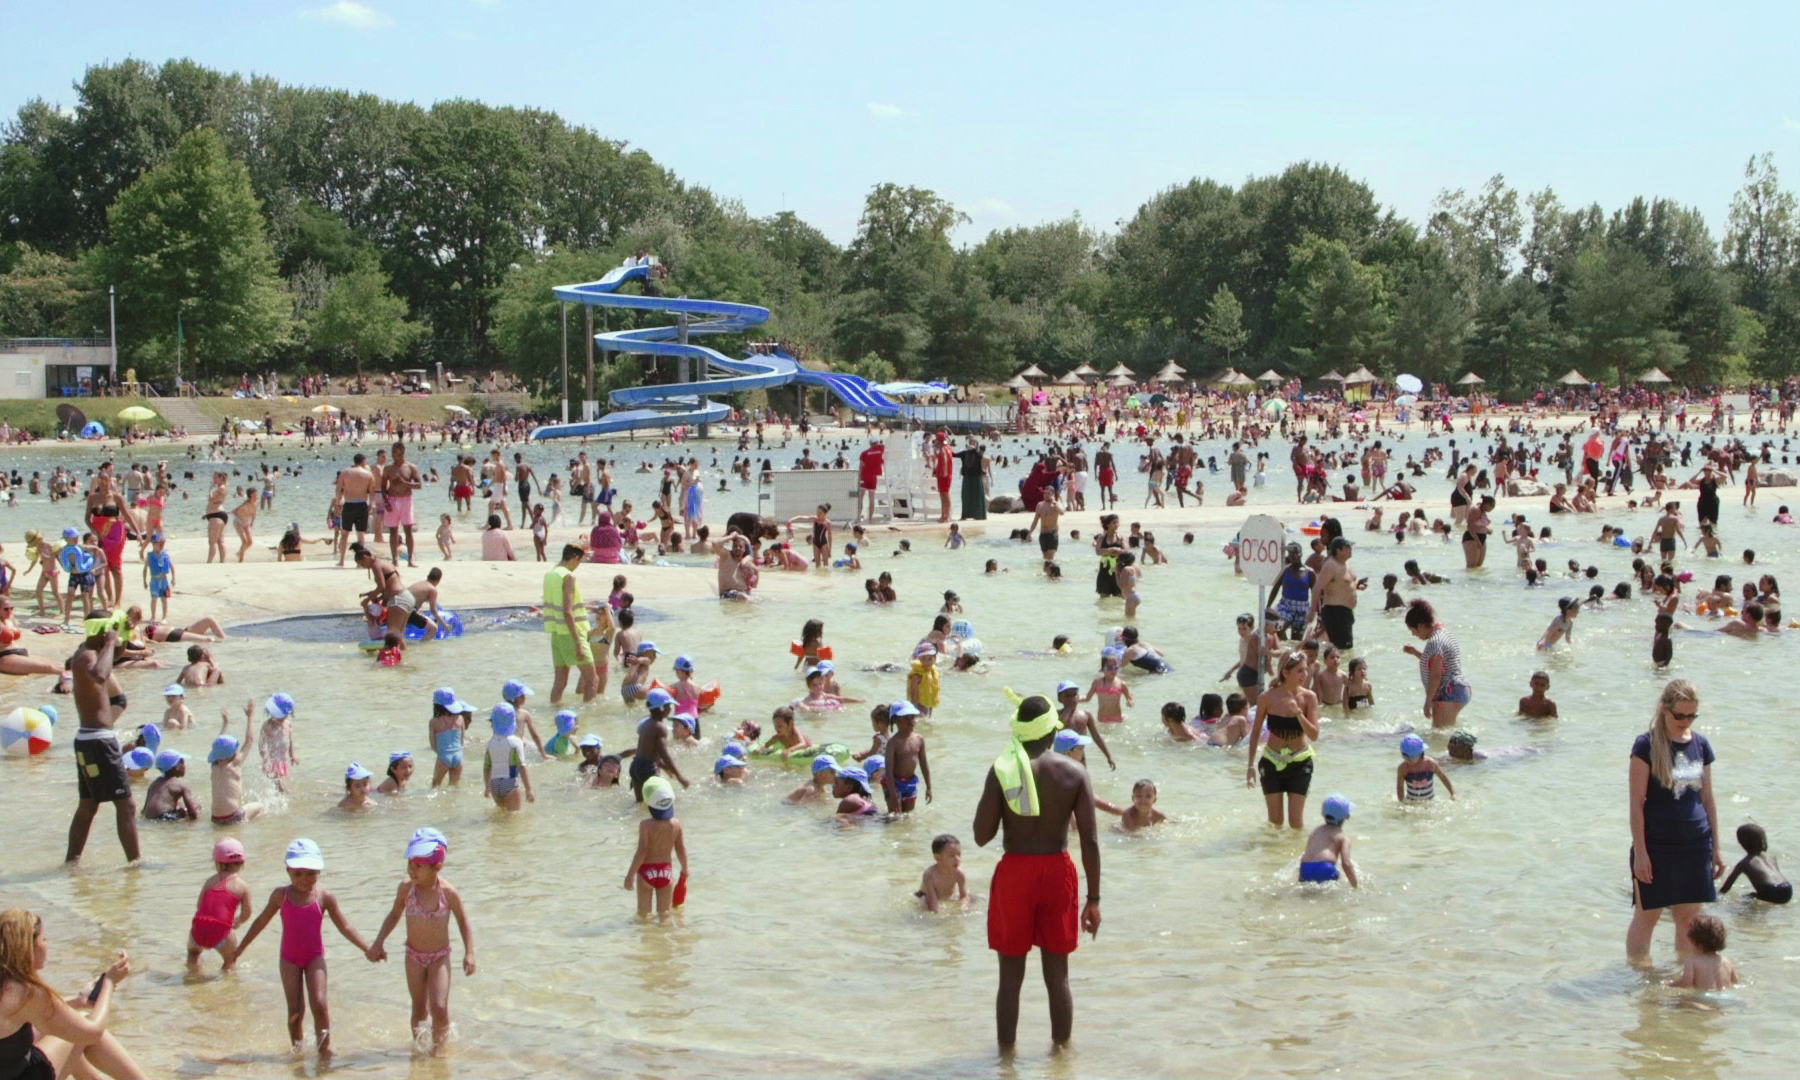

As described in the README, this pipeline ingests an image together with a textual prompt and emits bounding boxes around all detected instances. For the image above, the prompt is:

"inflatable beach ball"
[1,707,56,757]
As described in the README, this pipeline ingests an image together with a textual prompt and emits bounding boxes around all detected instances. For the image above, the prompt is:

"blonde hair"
[1278,649,1308,684]
[1648,679,1699,791]
[0,909,50,997]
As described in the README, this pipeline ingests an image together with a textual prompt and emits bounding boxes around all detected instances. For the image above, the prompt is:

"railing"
[0,338,109,349]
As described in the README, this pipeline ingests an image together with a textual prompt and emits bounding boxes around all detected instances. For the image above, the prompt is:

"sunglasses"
[1670,707,1700,721]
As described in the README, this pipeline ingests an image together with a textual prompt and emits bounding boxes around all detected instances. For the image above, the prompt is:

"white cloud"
[866,102,904,119]
[1784,116,1800,133]
[972,197,1015,219]
[300,2,394,29]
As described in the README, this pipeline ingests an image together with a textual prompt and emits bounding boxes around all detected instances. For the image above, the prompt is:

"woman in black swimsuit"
[1449,464,1476,528]
[1462,495,1493,569]
[0,909,145,1080]
[1093,514,1126,598]
[1245,650,1321,829]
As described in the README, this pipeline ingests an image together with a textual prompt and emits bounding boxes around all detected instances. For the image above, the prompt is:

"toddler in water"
[1097,779,1167,831]
[1667,916,1737,991]
[907,642,940,718]
[1299,795,1359,887]
[368,828,478,1055]
[231,839,375,1056]
[785,754,837,804]
[209,702,263,824]
[338,763,374,811]
[1382,573,1404,612]
[760,706,814,761]
[1396,735,1455,802]
[162,684,194,730]
[259,693,298,794]
[544,709,580,758]
[1160,702,1200,742]
[1084,652,1134,722]
[946,523,964,550]
[435,514,454,561]
[625,777,688,923]
[187,838,252,970]
[1653,614,1674,667]
[853,703,891,762]
[1343,658,1372,709]
[917,834,971,912]
[1518,671,1559,718]
[1722,823,1791,903]
[375,632,403,667]
[1209,692,1251,748]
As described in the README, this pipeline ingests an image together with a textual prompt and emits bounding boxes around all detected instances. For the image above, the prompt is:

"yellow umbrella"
[311,404,342,414]
[115,405,158,422]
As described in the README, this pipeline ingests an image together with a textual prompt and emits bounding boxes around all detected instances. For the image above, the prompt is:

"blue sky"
[3,0,1798,245]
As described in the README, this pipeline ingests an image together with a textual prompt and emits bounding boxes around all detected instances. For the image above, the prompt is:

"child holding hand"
[368,828,477,1055]
[231,839,374,1056]
[187,838,252,970]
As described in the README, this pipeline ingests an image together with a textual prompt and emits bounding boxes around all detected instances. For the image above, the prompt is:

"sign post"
[1238,515,1288,668]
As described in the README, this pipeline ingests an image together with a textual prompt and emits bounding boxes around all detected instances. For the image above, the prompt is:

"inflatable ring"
[1613,535,1633,548]
[1300,524,1323,536]
[750,740,850,764]
[790,641,834,660]
[648,679,722,711]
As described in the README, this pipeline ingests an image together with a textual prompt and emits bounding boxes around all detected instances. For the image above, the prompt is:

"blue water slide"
[530,264,919,440]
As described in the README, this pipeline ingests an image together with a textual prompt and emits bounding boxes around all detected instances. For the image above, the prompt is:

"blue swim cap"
[1056,679,1080,695]
[345,762,372,783]
[644,688,676,710]
[714,755,743,776]
[207,735,239,764]
[889,701,920,719]
[673,655,694,672]
[836,765,872,794]
[863,753,886,776]
[502,679,534,702]
[432,687,459,709]
[1054,729,1092,753]
[577,733,603,749]
[489,703,517,735]
[264,693,295,720]
[555,709,579,734]
[721,741,747,761]
[124,747,154,770]
[811,753,839,775]
[154,749,185,773]
[1323,794,1353,824]
[817,660,835,675]
[1400,735,1426,760]
[138,724,162,752]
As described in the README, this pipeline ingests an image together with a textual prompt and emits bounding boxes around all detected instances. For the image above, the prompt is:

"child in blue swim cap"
[1299,794,1358,887]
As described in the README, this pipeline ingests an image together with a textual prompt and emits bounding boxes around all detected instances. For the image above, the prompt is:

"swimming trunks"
[987,852,1079,956]
[629,753,658,796]
[1236,664,1261,689]
[190,886,243,948]
[1299,860,1340,883]
[74,729,129,802]
[892,772,921,811]
[340,500,369,532]
[212,809,247,825]
[385,495,416,528]
[1039,530,1059,554]
[638,862,675,889]
[1319,604,1355,649]
[453,483,474,501]
[279,891,325,968]
[488,775,518,799]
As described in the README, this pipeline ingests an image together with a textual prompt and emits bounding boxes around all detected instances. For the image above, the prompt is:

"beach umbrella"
[1344,366,1378,385]
[1147,393,1172,406]
[1256,369,1284,383]
[1395,394,1418,406]
[311,403,341,414]
[1557,369,1590,386]
[1004,375,1032,390]
[1456,372,1486,386]
[1639,368,1673,384]
[1319,370,1346,382]
[1071,363,1100,380]
[1,706,56,757]
[1053,371,1086,386]
[1395,373,1423,394]
[1263,397,1289,415]
[1017,364,1049,381]
[1125,395,1142,408]
[1155,364,1185,382]
[116,405,158,422]
[1106,364,1135,377]
[56,404,87,433]
[1108,373,1135,387]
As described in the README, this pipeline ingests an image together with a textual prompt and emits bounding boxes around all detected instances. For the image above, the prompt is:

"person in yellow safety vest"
[544,543,598,704]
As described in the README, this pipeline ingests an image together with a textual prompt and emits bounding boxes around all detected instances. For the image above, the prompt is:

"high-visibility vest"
[543,565,590,637]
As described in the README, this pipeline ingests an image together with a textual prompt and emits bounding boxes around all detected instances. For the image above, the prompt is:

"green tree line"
[2,59,1798,397]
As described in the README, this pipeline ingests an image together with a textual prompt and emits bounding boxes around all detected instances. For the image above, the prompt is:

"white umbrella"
[1396,373,1423,394]
[1256,369,1284,383]
[1106,364,1135,377]
[1456,372,1486,386]
[1557,369,1590,386]
[1395,394,1418,406]
[311,404,341,414]
[1639,368,1673,384]
[444,404,471,415]
[1071,363,1100,379]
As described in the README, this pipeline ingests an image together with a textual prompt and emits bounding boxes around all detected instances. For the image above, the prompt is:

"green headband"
[1012,705,1062,743]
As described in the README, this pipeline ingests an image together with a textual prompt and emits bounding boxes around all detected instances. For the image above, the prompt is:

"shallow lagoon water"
[3,426,1799,1078]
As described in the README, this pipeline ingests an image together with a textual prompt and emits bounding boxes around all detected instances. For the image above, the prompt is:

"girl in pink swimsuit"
[231,839,373,1056]
[368,829,477,1055]
[1082,652,1135,722]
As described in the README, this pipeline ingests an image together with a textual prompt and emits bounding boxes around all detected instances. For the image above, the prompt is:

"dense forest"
[4,59,1800,399]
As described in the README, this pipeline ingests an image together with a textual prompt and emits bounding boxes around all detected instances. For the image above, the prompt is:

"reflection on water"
[5,431,1800,1078]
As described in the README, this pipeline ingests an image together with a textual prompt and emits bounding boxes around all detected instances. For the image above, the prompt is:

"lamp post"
[108,285,117,388]
[560,300,569,424]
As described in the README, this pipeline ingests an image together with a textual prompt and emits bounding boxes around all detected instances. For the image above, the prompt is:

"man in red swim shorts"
[974,694,1101,1050]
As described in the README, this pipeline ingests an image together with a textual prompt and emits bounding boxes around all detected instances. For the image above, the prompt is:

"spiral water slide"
[529,264,904,440]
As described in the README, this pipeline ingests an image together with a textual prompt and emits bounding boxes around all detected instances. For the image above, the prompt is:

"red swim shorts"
[987,852,1078,956]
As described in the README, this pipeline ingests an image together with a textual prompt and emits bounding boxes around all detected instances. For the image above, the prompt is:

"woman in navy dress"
[1627,678,1725,961]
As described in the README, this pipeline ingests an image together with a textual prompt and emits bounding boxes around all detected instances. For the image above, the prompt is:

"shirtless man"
[334,453,378,566]
[203,471,230,563]
[513,453,539,523]
[487,450,514,529]
[629,689,691,802]
[1649,501,1688,565]
[449,456,476,513]
[65,613,141,863]
[382,441,425,566]
[572,453,594,524]
[717,533,753,598]
[1025,489,1062,563]
[724,512,781,559]
[1311,537,1361,650]
[386,567,448,643]
[1720,602,1764,639]
[973,695,1101,1051]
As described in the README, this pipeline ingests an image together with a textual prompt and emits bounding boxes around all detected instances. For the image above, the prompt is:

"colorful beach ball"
[1,706,56,757]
